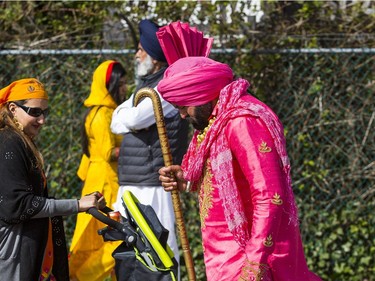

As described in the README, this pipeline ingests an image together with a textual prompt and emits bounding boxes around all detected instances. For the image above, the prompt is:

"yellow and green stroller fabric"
[88,190,178,281]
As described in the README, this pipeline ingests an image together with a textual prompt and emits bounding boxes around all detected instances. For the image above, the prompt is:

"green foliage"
[0,1,125,49]
[303,205,375,281]
[179,192,206,280]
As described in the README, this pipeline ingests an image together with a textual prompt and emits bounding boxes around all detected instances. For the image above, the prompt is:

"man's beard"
[136,55,154,77]
[187,103,213,131]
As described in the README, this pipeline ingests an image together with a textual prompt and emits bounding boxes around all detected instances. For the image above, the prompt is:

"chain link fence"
[0,48,374,280]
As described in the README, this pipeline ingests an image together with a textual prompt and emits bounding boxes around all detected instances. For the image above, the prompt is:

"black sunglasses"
[14,102,50,118]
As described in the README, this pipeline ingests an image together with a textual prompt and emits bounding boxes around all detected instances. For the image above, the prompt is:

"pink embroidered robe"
[184,80,322,281]
[197,116,321,280]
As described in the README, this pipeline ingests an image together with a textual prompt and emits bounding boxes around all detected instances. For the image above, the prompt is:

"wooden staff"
[134,87,196,281]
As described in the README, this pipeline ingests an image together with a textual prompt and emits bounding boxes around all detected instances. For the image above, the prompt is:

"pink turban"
[157,57,233,106]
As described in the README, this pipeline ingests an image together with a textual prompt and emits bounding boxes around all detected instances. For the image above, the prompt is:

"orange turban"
[0,78,48,105]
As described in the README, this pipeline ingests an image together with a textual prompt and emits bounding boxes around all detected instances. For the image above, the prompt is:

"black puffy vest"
[118,112,189,186]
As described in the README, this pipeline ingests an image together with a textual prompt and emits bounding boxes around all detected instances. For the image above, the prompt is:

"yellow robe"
[69,60,123,281]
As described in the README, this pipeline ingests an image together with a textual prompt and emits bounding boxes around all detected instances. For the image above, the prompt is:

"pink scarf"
[182,78,297,247]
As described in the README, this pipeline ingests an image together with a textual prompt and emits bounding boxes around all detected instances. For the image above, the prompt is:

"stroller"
[87,190,178,281]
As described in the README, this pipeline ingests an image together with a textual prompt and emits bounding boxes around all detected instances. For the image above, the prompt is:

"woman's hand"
[96,192,107,209]
[78,191,106,212]
[159,165,187,192]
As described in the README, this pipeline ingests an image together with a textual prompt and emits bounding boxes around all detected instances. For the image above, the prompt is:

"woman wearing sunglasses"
[0,78,105,281]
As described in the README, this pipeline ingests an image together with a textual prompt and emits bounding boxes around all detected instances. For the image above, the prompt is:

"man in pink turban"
[158,57,322,281]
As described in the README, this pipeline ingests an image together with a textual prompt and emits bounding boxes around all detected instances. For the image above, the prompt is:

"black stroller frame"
[87,190,178,281]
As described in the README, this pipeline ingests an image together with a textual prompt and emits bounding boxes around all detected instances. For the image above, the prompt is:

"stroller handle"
[100,206,114,214]
[87,207,136,246]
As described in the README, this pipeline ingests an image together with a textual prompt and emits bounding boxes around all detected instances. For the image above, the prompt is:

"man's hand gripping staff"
[159,165,187,192]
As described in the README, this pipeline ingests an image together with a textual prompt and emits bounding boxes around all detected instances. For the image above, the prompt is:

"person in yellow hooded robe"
[69,60,127,281]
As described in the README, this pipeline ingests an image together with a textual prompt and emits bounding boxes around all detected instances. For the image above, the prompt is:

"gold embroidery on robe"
[199,160,214,230]
[239,259,270,281]
[259,141,272,153]
[271,193,283,205]
[263,235,273,247]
